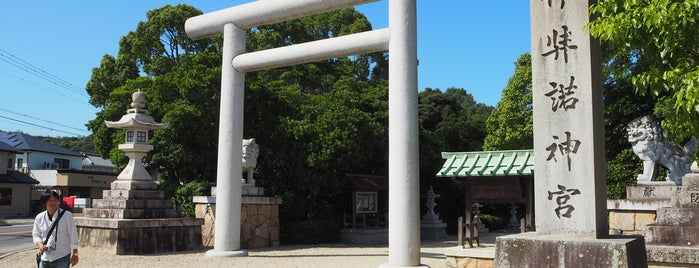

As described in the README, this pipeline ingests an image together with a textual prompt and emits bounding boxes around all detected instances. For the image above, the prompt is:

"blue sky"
[0,1,531,137]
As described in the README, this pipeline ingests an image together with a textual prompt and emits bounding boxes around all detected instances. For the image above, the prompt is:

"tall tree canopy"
[85,5,394,238]
[589,0,699,141]
[418,87,492,228]
[483,46,661,198]
[482,53,533,151]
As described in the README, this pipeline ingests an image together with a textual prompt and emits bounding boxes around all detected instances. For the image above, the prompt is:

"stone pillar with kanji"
[494,1,647,267]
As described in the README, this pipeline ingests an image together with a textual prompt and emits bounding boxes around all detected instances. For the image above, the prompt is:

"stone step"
[102,190,164,200]
[82,208,179,219]
[655,208,699,226]
[75,218,203,255]
[644,224,699,246]
[91,199,173,209]
[111,180,159,190]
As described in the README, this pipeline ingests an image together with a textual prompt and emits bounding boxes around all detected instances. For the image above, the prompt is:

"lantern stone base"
[77,185,202,255]
[75,218,203,255]
[421,219,448,240]
[494,233,647,267]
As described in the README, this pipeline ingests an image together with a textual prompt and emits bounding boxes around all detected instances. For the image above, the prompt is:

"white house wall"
[29,170,58,186]
[25,151,83,170]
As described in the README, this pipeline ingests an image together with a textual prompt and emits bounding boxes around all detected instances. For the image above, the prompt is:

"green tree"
[85,5,390,242]
[598,43,662,198]
[242,9,390,223]
[39,136,95,154]
[481,47,660,198]
[589,0,699,141]
[482,53,533,151]
[417,87,492,231]
[248,8,386,93]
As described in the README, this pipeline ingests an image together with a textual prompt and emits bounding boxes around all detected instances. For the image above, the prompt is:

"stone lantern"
[105,90,168,189]
[77,90,202,255]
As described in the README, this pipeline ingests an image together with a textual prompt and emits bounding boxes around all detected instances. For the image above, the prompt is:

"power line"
[0,68,86,105]
[0,48,88,97]
[0,107,88,133]
[0,115,84,136]
[0,48,94,136]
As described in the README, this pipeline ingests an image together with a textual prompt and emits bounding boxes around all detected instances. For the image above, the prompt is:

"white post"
[381,0,425,267]
[206,23,248,257]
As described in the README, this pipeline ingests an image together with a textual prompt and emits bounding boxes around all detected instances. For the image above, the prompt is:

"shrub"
[172,180,211,218]
[479,214,506,231]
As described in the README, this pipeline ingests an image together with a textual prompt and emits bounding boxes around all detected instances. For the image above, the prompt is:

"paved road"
[0,224,35,258]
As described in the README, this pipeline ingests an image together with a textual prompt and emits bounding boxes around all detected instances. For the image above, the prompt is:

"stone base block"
[205,249,248,257]
[111,180,158,190]
[193,197,281,249]
[637,181,680,186]
[607,199,671,211]
[76,217,203,255]
[103,190,164,200]
[494,233,647,267]
[421,221,448,240]
[92,199,173,209]
[655,207,699,225]
[626,185,682,200]
[82,207,178,219]
[644,224,699,246]
[646,244,699,267]
[242,186,264,196]
[678,191,699,208]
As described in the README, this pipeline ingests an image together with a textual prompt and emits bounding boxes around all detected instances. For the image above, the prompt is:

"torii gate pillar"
[186,1,425,266]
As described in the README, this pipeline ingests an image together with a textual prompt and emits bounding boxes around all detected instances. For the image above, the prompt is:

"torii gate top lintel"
[185,0,379,39]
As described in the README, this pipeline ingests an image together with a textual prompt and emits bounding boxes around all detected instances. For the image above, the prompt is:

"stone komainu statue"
[627,115,698,185]
[242,138,259,185]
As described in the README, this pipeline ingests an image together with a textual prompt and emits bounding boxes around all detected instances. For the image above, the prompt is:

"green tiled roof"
[436,149,534,177]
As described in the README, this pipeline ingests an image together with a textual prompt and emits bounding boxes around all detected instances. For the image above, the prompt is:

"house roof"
[0,132,83,157]
[0,170,40,184]
[437,149,535,177]
[0,141,21,153]
[81,153,116,168]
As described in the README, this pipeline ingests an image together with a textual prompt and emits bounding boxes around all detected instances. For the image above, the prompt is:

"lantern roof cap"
[105,90,169,130]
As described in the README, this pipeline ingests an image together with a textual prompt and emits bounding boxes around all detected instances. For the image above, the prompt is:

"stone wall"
[195,196,281,249]
[609,210,657,235]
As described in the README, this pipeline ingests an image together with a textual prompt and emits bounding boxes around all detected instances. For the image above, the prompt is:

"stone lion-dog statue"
[627,115,698,185]
[242,138,259,185]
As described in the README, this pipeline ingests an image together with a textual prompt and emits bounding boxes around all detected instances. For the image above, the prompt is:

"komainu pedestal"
[642,164,699,266]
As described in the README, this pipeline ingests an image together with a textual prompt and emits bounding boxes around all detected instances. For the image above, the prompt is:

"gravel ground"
[0,237,458,268]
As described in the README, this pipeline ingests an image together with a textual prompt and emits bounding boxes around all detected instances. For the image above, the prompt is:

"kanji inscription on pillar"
[531,0,607,237]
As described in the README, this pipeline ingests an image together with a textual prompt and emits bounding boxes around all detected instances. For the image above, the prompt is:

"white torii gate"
[185,1,425,267]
